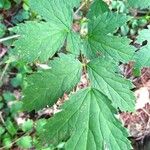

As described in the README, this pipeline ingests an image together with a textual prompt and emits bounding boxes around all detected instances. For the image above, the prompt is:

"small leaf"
[134,26,150,68]
[3,91,15,102]
[11,73,23,87]
[21,119,33,132]
[2,137,12,149]
[87,0,109,19]
[17,136,32,149]
[35,119,47,133]
[5,119,17,136]
[135,45,150,68]
[137,26,150,44]
[0,126,5,136]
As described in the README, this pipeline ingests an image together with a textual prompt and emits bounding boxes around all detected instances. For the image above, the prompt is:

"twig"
[0,48,7,59]
[81,54,90,86]
[74,2,86,15]
[0,132,28,150]
[0,112,5,125]
[0,35,20,43]
[0,62,10,81]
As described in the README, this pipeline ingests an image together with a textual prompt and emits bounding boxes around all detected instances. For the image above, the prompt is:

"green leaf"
[135,45,150,68]
[134,26,150,68]
[17,136,32,149]
[11,21,68,62]
[35,119,47,134]
[87,0,109,19]
[0,102,4,109]
[11,0,81,63]
[29,0,72,28]
[10,101,23,114]
[88,12,128,35]
[0,126,5,136]
[67,0,81,8]
[83,35,135,62]
[2,137,12,149]
[41,88,132,150]
[137,26,150,44]
[128,0,150,9]
[82,12,135,62]
[0,0,11,10]
[11,73,23,87]
[3,91,16,102]
[23,54,82,111]
[5,119,17,136]
[66,31,82,55]
[0,23,6,38]
[87,57,135,111]
[21,119,33,132]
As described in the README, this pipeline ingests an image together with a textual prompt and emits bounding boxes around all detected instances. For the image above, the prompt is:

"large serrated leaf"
[88,12,128,35]
[87,57,135,111]
[11,22,67,62]
[23,54,82,111]
[82,12,135,62]
[83,34,135,62]
[29,0,73,28]
[11,0,82,63]
[40,88,132,150]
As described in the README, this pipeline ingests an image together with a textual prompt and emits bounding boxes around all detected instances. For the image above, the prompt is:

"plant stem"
[0,112,5,125]
[0,35,20,43]
[0,132,29,150]
[0,62,10,81]
[81,54,90,86]
[74,2,86,15]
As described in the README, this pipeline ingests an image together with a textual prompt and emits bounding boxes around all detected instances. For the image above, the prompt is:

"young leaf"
[40,88,132,150]
[87,0,109,19]
[82,12,135,62]
[128,0,150,9]
[87,57,135,111]
[23,54,82,111]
